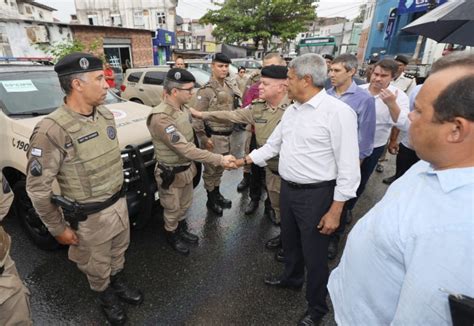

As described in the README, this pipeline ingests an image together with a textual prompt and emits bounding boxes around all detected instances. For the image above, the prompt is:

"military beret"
[166,68,196,83]
[54,52,103,77]
[261,65,288,79]
[212,52,231,64]
[394,54,409,65]
[322,54,334,61]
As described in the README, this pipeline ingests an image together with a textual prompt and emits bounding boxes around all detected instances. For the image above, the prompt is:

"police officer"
[193,53,242,215]
[191,65,291,249]
[1,173,32,325]
[26,52,143,325]
[147,68,236,255]
[392,54,417,95]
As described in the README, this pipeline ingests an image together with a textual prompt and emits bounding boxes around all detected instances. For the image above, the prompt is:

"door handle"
[139,88,144,91]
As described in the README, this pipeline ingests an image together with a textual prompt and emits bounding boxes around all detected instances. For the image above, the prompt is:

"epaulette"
[404,73,415,79]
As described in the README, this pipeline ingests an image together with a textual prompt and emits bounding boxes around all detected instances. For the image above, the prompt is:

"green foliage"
[38,39,103,63]
[200,0,316,52]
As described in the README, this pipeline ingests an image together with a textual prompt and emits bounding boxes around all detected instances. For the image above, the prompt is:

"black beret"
[322,54,334,61]
[394,54,409,65]
[54,52,103,77]
[261,65,288,79]
[166,68,195,83]
[212,52,231,64]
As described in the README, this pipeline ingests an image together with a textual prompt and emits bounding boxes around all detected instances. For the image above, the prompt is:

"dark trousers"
[394,143,419,178]
[280,180,335,316]
[249,133,266,201]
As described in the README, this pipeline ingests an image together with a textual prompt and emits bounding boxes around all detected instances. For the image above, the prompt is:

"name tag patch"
[78,131,99,143]
[31,147,42,157]
[165,125,177,134]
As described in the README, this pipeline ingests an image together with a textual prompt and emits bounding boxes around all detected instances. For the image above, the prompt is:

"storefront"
[152,29,175,65]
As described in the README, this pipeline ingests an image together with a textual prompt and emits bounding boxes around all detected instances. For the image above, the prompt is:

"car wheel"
[13,180,60,250]
[130,98,144,104]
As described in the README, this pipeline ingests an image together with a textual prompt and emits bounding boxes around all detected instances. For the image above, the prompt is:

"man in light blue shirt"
[328,53,474,325]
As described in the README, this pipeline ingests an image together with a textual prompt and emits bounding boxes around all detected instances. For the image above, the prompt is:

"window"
[25,5,32,14]
[156,12,166,25]
[143,71,166,85]
[88,15,98,25]
[111,14,122,26]
[134,11,144,26]
[127,72,143,83]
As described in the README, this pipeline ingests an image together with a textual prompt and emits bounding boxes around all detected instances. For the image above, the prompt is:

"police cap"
[322,54,334,61]
[394,54,409,65]
[212,53,231,64]
[166,68,196,83]
[54,52,103,77]
[261,65,288,79]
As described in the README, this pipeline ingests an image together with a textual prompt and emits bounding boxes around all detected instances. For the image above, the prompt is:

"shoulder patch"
[165,125,177,134]
[30,159,42,177]
[31,147,43,157]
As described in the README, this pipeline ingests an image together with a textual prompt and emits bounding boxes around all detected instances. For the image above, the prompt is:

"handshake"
[220,155,248,170]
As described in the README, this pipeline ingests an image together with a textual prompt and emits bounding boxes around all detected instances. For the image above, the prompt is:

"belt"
[283,179,336,189]
[78,187,125,215]
[0,265,4,275]
[209,130,233,136]
[269,169,280,176]
[158,163,191,174]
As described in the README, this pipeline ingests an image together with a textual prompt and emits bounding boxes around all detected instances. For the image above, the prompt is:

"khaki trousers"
[0,255,32,326]
[265,167,281,223]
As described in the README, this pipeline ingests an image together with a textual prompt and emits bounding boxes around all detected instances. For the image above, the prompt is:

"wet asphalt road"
[4,131,396,325]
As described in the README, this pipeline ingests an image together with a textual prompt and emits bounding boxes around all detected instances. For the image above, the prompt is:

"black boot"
[206,190,223,215]
[98,286,127,325]
[178,220,199,244]
[265,234,282,250]
[244,199,259,215]
[215,187,232,208]
[110,272,144,305]
[166,230,190,255]
[264,199,278,225]
[328,236,339,260]
[237,172,251,192]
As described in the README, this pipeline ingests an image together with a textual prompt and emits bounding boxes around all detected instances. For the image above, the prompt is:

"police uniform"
[392,55,417,95]
[26,53,142,325]
[193,53,242,214]
[0,173,32,325]
[201,65,290,224]
[147,68,224,255]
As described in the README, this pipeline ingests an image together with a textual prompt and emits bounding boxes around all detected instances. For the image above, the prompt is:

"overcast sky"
[45,0,364,23]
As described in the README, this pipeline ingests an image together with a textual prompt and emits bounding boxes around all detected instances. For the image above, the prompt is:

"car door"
[140,70,167,106]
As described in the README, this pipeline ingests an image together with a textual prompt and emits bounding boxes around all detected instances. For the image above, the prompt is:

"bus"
[297,36,337,56]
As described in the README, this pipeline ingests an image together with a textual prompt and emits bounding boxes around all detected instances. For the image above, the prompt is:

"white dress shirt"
[359,84,410,148]
[249,89,360,202]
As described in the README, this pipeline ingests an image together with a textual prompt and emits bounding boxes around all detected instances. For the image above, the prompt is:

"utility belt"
[283,179,336,189]
[204,123,233,137]
[158,163,191,190]
[51,187,125,230]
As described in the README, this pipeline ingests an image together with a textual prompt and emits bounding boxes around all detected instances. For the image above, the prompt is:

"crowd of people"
[0,49,472,325]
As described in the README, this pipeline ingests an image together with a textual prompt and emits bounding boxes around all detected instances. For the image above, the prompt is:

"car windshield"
[0,70,124,116]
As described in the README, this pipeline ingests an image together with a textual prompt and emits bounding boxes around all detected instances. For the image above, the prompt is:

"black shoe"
[264,207,279,225]
[265,234,282,250]
[328,237,339,260]
[345,209,353,225]
[110,272,144,305]
[178,220,199,244]
[206,190,223,215]
[244,199,259,215]
[237,173,250,192]
[98,286,127,325]
[375,163,384,173]
[383,175,398,185]
[263,276,302,291]
[166,230,190,256]
[297,311,324,326]
[275,248,285,263]
[215,187,232,208]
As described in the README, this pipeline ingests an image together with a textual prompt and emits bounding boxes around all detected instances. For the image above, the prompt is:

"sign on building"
[397,0,448,15]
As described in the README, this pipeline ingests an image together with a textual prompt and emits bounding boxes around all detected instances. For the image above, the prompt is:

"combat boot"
[166,230,190,255]
[215,186,232,208]
[178,220,199,244]
[98,286,127,325]
[206,190,223,215]
[110,272,144,305]
[237,173,251,192]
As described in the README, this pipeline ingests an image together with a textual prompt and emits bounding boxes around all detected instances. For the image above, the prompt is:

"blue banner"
[385,8,397,40]
[398,0,448,15]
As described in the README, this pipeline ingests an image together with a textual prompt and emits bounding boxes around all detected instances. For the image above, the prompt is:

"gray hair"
[58,72,86,95]
[288,53,327,88]
[163,78,183,94]
[332,54,358,73]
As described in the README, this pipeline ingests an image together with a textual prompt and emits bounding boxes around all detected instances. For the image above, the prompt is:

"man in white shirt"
[346,59,409,218]
[235,53,360,325]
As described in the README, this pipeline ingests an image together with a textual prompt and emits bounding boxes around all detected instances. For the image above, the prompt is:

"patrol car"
[0,58,200,250]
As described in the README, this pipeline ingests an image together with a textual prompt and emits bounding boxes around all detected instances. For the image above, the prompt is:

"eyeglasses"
[176,87,194,94]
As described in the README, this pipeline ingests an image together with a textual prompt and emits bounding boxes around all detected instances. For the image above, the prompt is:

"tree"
[200,0,316,53]
[38,39,102,63]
